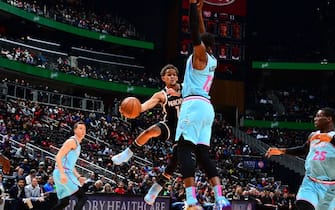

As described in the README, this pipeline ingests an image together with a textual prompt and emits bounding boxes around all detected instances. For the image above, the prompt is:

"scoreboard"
[179,0,247,78]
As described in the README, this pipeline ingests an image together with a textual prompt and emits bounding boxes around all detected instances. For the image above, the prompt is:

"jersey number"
[203,75,213,93]
[312,150,327,161]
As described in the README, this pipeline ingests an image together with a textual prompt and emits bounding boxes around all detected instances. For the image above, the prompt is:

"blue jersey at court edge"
[53,136,81,199]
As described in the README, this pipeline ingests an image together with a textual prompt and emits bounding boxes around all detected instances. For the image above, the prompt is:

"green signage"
[0,58,158,96]
[252,61,335,70]
[243,119,314,130]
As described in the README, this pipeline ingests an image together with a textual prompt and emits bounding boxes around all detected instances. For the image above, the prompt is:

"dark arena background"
[0,0,335,209]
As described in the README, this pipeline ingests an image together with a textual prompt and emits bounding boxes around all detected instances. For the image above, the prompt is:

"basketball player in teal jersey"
[52,121,88,210]
[266,107,335,210]
[174,0,230,209]
[112,64,182,205]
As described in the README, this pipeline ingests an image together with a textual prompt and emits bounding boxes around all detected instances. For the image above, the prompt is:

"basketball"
[119,97,141,119]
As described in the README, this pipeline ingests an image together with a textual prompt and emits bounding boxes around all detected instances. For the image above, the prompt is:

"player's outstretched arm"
[265,140,309,158]
[140,92,164,113]
[265,147,285,158]
[189,0,207,70]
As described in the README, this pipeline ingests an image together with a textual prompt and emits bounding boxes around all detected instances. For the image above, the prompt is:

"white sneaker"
[112,148,133,165]
[144,183,163,205]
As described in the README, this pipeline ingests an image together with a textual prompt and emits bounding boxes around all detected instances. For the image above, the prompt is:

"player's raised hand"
[197,0,204,11]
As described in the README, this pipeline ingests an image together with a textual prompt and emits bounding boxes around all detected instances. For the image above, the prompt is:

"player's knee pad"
[195,145,218,178]
[177,138,196,178]
[295,200,315,210]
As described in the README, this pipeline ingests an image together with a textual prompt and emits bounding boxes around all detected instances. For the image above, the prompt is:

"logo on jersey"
[209,66,216,72]
[168,98,183,107]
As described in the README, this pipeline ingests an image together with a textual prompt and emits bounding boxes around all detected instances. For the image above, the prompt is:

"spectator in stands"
[42,175,57,209]
[24,177,45,210]
[52,121,88,210]
[25,169,37,185]
[101,183,113,194]
[46,165,54,176]
[140,174,152,195]
[114,181,126,195]
[266,107,335,210]
[16,158,30,174]
[9,177,27,210]
[87,180,103,193]
[36,175,45,188]
[162,184,173,197]
[1,134,11,159]
[43,176,55,193]
[126,181,139,195]
[36,164,48,183]
[13,167,26,182]
[1,43,161,89]
[175,0,230,209]
[173,184,186,206]
[280,191,294,210]
[84,172,96,187]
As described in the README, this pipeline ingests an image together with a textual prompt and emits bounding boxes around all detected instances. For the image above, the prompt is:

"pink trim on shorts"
[183,96,211,103]
[308,176,335,185]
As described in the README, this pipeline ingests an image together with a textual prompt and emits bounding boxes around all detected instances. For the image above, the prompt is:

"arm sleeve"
[189,3,201,46]
[285,141,309,156]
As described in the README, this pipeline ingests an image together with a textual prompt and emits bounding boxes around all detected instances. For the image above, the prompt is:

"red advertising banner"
[182,0,247,17]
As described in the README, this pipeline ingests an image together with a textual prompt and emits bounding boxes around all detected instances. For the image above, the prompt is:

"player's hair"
[73,121,86,129]
[160,64,179,76]
[320,107,335,121]
[201,32,215,52]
